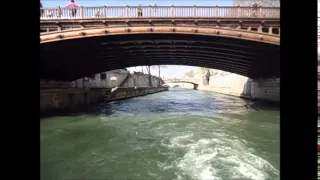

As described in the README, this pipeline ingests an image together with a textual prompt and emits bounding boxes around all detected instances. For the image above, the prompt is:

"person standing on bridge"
[66,0,78,17]
[252,3,258,17]
[40,1,43,17]
[138,4,143,17]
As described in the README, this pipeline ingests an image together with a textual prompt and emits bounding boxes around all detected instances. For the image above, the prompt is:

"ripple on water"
[41,89,279,180]
[158,133,279,180]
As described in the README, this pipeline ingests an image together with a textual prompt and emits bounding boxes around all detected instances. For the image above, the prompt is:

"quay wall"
[198,73,280,103]
[40,87,168,116]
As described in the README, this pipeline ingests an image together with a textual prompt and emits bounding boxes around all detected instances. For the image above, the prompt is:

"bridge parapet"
[40,6,280,36]
[40,6,279,20]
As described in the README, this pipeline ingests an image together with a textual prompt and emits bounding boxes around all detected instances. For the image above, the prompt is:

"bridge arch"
[40,30,279,81]
[163,84,171,88]
[40,26,279,45]
[164,80,199,90]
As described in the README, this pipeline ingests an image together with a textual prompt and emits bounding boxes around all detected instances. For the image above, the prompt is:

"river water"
[40,88,280,180]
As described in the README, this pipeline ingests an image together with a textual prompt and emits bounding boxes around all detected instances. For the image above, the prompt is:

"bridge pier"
[193,84,198,90]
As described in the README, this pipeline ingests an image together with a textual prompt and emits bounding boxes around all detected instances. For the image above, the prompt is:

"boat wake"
[159,133,279,180]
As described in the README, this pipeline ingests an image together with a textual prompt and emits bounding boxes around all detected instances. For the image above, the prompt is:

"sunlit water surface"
[41,89,280,180]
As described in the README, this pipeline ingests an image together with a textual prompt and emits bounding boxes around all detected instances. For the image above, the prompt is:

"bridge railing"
[40,6,279,20]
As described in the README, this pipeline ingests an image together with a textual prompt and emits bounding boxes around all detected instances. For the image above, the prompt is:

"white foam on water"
[173,139,221,180]
[157,161,175,171]
[220,155,266,179]
[160,134,279,180]
[147,171,160,179]
[166,134,195,149]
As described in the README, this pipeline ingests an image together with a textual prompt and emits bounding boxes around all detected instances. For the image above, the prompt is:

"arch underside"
[40,33,280,81]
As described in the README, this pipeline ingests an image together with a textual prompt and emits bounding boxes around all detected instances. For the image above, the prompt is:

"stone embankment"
[40,87,168,116]
[198,73,280,103]
[40,69,167,116]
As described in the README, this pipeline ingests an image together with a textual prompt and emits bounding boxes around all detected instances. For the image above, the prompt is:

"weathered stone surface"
[40,87,168,116]
[198,73,279,103]
[40,69,164,89]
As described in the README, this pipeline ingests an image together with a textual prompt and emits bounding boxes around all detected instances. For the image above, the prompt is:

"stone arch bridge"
[40,6,280,81]
[163,78,200,90]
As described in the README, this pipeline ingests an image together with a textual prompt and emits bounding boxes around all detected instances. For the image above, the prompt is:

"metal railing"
[40,6,280,19]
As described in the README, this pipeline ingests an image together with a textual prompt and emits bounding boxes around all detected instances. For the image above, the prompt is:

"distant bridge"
[163,78,200,90]
[163,78,200,84]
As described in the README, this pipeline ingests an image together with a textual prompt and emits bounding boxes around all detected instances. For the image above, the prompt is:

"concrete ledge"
[106,87,167,102]
[107,87,167,101]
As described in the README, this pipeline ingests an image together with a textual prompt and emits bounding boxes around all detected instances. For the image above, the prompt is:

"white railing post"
[149,5,152,17]
[80,6,84,18]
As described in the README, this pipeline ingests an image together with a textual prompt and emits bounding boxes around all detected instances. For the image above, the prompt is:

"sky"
[41,0,234,77]
[126,65,197,78]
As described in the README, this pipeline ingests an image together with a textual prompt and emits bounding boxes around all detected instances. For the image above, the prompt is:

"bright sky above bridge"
[41,0,233,7]
[127,65,197,78]
[41,0,234,77]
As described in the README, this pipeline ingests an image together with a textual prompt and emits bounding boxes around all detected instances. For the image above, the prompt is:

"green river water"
[40,88,280,180]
